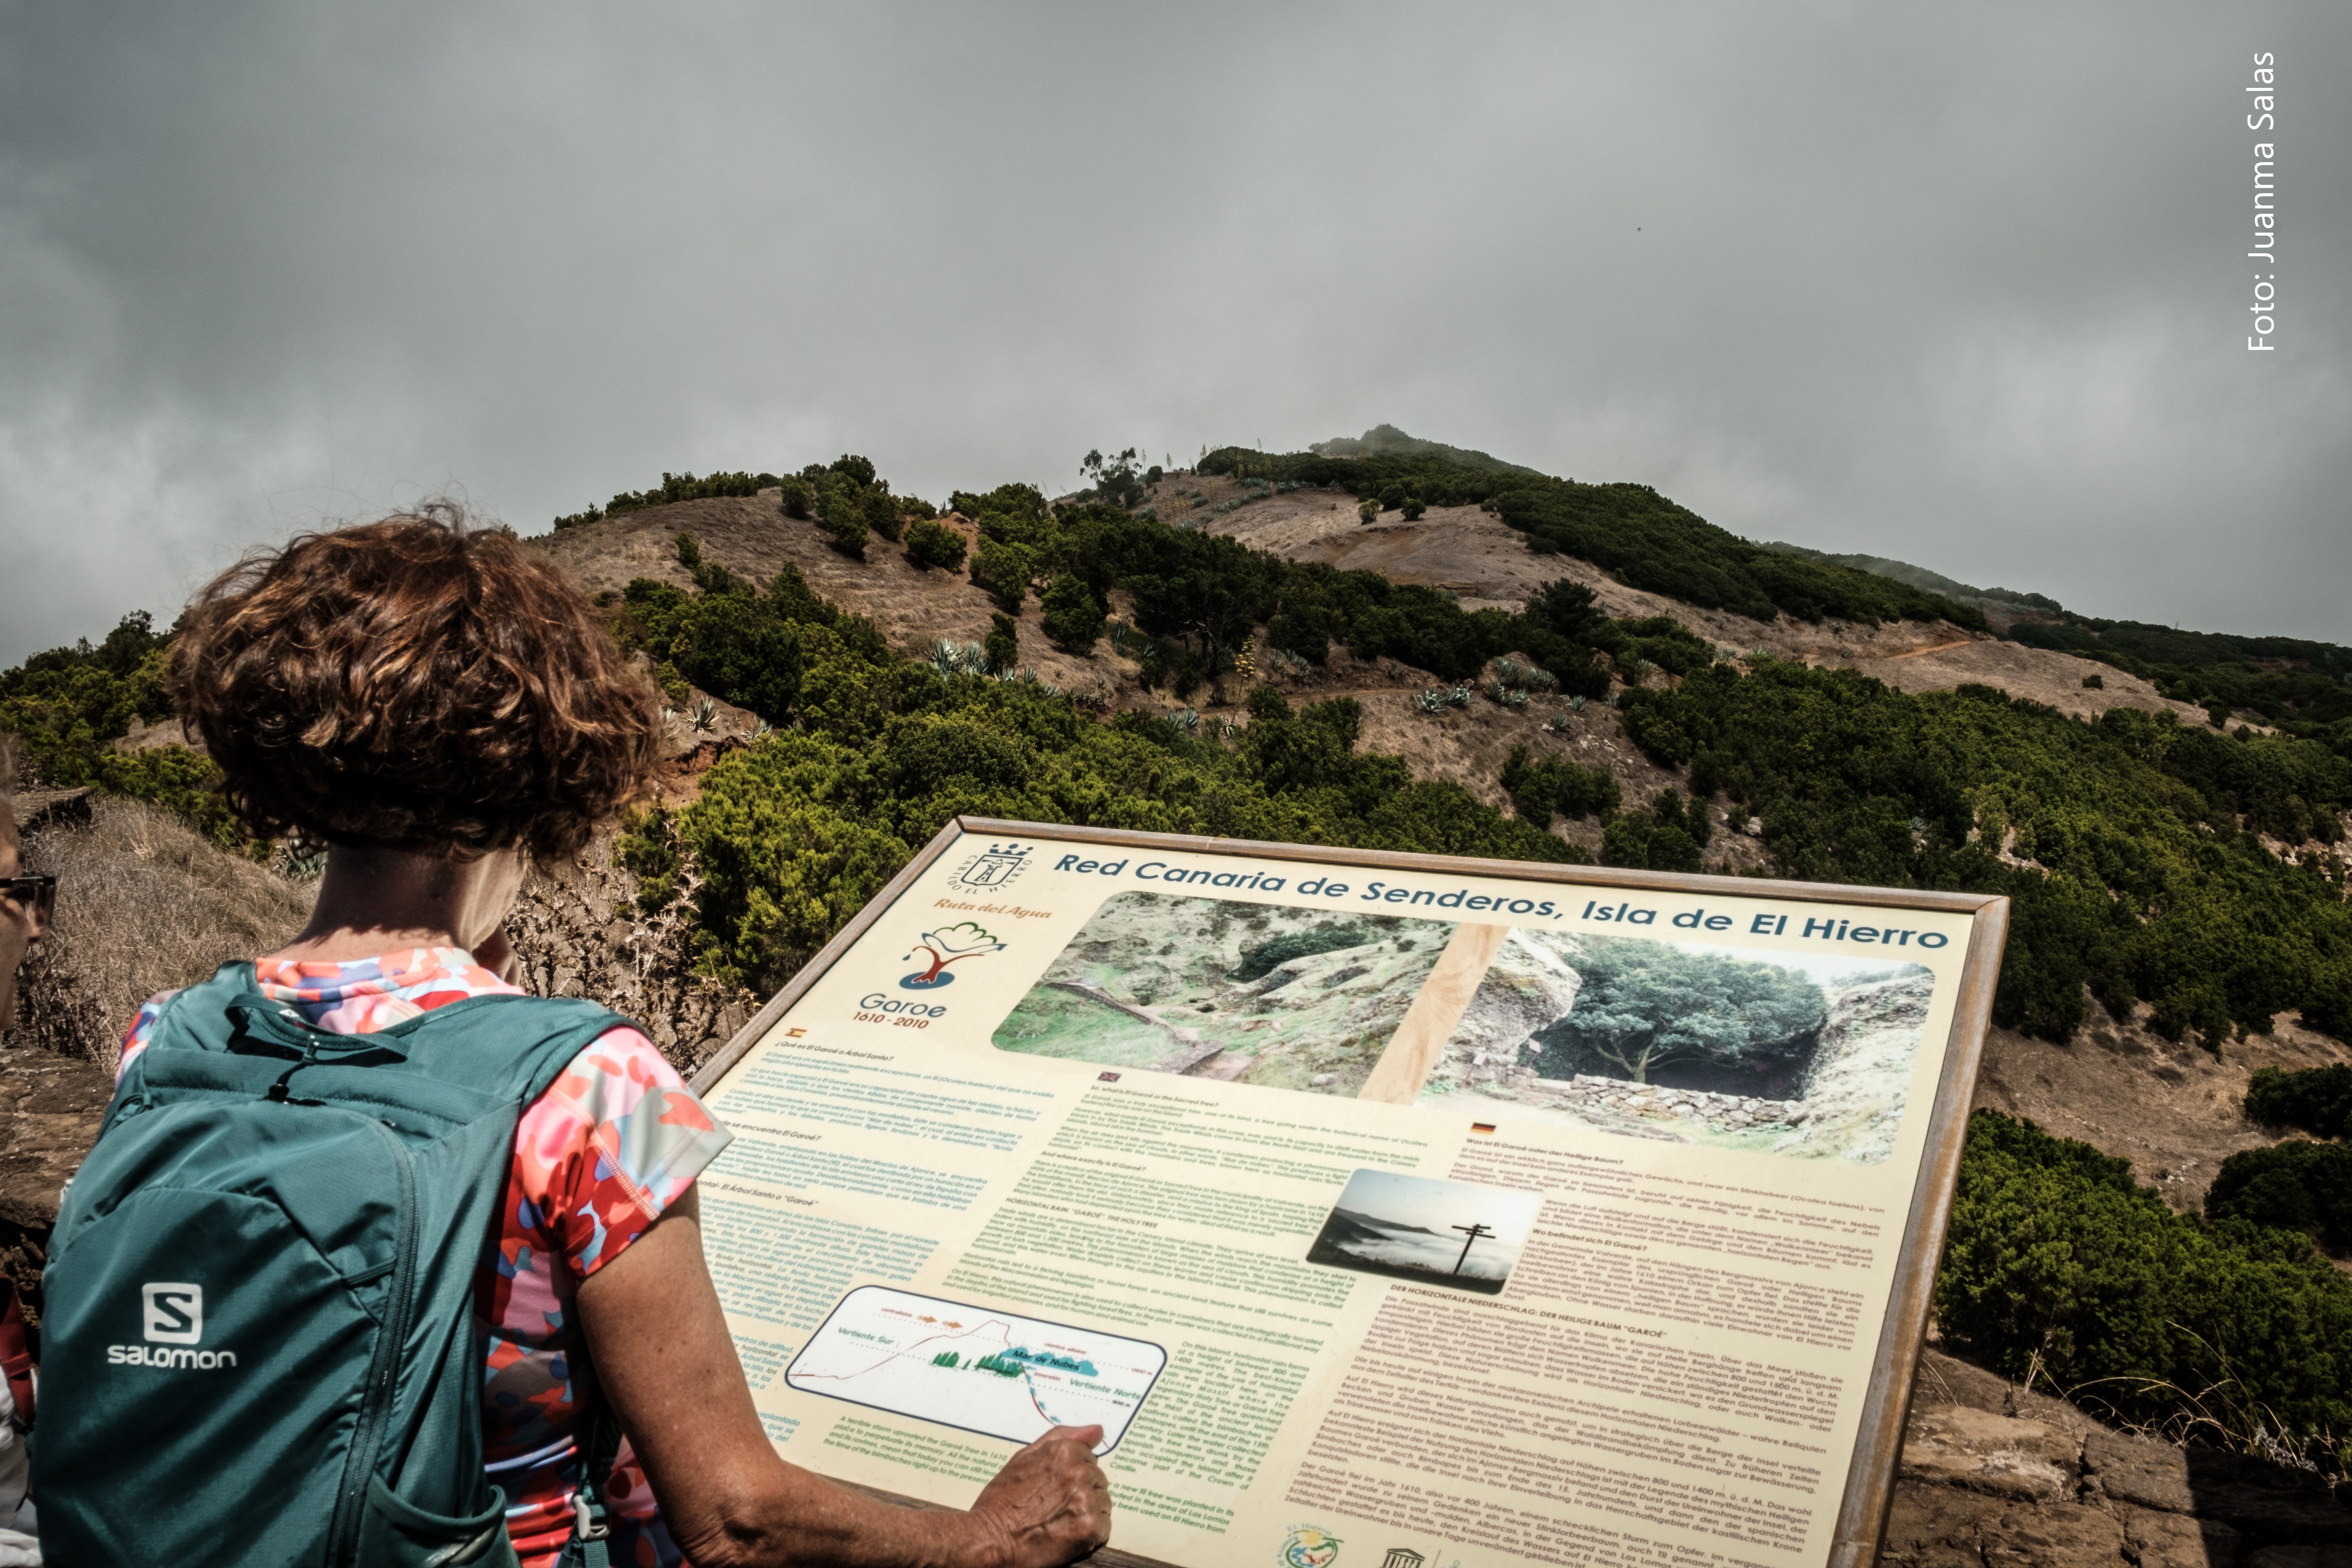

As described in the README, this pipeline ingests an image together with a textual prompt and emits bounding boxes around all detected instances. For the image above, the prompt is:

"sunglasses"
[1,876,55,926]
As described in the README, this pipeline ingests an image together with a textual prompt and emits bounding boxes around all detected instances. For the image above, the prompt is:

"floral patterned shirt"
[121,949,733,1568]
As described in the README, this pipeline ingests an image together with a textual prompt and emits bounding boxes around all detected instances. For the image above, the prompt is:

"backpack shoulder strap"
[387,994,642,1106]
[131,962,638,1110]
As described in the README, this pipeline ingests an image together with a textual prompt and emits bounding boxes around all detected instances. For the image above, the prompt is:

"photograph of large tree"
[1421,931,1933,1164]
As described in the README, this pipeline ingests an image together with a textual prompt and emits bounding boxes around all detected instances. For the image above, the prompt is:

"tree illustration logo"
[901,922,1005,990]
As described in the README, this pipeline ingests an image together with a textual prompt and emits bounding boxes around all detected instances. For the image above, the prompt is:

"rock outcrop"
[1886,1350,2348,1566]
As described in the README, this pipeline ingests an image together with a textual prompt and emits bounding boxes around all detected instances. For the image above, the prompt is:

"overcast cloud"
[1,1,2343,663]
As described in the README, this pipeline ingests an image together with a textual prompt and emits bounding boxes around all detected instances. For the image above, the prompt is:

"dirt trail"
[1874,638,1981,662]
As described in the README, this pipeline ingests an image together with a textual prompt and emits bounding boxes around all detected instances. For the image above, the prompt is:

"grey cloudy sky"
[2,1,2343,664]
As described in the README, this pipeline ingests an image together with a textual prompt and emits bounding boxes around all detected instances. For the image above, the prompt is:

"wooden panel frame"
[693,817,2010,1568]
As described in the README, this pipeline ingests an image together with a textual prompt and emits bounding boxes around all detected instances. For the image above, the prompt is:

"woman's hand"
[966,1427,1112,1568]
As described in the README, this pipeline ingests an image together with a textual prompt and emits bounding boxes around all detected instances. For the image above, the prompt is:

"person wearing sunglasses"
[0,748,54,1040]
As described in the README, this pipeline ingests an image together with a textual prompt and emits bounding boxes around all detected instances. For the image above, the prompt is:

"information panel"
[692,819,2007,1568]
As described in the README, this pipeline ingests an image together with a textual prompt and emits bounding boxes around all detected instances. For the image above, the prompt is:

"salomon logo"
[107,1282,236,1369]
[141,1282,202,1344]
[108,1344,237,1369]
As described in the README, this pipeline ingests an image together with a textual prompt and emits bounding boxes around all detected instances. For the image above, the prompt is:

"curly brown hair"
[172,505,663,862]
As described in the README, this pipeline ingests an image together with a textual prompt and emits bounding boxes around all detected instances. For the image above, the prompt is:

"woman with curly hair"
[33,511,1109,1568]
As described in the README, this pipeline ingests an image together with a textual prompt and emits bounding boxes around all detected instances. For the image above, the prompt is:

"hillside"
[525,461,2350,1212]
[6,434,2352,1551]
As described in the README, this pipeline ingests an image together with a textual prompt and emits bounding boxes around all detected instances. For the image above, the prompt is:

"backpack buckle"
[572,1491,611,1542]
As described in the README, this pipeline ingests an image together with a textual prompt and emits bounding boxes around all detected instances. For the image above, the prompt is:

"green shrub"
[1,611,174,785]
[1601,810,1702,873]
[1532,937,1825,1085]
[2206,1140,2352,1256]
[985,612,1020,674]
[971,540,1035,610]
[1938,1111,2352,1459]
[818,485,868,558]
[778,477,815,519]
[861,486,903,544]
[1040,573,1106,654]
[1525,578,1608,643]
[1500,745,1622,827]
[2083,673,2105,690]
[1230,925,1375,982]
[675,533,702,570]
[95,746,255,852]
[2246,1066,2352,1140]
[903,519,968,572]
[550,470,782,529]
[1609,660,2352,1044]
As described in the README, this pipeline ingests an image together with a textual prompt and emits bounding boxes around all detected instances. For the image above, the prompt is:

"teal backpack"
[32,962,637,1566]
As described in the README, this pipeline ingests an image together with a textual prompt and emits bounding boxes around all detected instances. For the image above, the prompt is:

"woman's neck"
[265,844,523,971]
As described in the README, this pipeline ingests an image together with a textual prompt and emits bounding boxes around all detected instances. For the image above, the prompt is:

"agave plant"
[928,639,990,677]
[1483,681,1530,709]
[1543,712,1574,733]
[1414,683,1474,714]
[1568,694,1588,712]
[690,698,720,733]
[752,718,775,738]
[273,833,329,883]
[1170,708,1200,732]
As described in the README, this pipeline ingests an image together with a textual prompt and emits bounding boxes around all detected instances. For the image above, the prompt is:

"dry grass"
[10,797,315,1068]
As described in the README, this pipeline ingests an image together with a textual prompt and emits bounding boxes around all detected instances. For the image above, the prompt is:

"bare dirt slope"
[1196,476,2213,726]
[1974,1010,2352,1214]
[529,493,1120,700]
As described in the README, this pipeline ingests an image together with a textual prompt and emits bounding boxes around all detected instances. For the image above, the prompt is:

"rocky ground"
[991,891,1452,1096]
[1888,1349,2348,1567]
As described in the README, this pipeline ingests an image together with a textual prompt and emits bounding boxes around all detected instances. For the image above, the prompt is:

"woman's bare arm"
[575,1186,1113,1568]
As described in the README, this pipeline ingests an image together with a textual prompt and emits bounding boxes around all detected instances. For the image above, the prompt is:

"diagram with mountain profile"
[784,1286,1168,1454]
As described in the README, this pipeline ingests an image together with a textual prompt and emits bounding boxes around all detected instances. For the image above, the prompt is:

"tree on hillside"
[903,519,968,572]
[1041,573,1106,654]
[985,612,1020,674]
[860,485,902,544]
[1082,447,1148,509]
[1527,578,1609,643]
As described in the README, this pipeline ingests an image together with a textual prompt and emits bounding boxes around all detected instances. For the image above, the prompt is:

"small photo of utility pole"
[1305,1168,1542,1295]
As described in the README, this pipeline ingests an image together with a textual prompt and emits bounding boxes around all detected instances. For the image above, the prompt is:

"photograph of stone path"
[1420,929,1936,1164]
[990,891,1455,1097]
